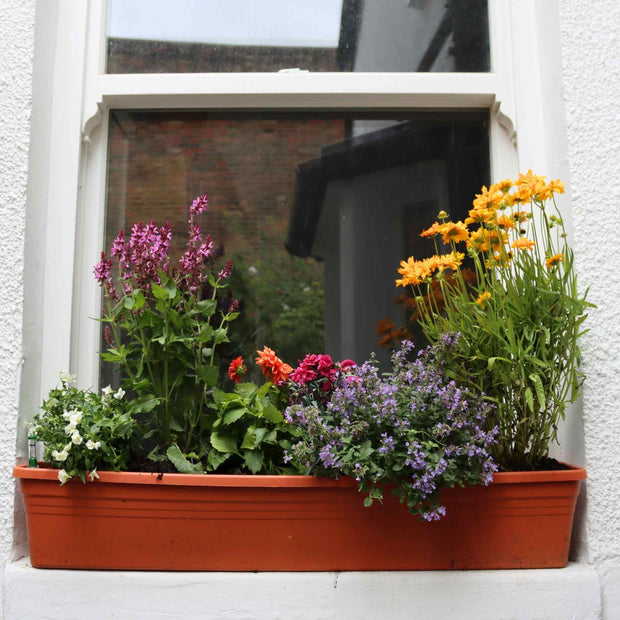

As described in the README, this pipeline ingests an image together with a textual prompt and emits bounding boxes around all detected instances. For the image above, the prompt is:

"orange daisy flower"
[511,237,536,251]
[475,291,491,309]
[545,253,564,268]
[255,347,292,384]
[420,221,441,238]
[437,221,469,244]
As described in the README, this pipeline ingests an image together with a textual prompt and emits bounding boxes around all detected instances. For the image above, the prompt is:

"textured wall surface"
[558,0,620,565]
[0,0,35,563]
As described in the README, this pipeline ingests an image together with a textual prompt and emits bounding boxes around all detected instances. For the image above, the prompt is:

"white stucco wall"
[0,0,35,565]
[559,0,620,563]
[1,0,620,618]
[559,1,620,615]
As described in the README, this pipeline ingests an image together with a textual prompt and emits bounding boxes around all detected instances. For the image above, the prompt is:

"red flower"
[228,356,247,384]
[255,347,292,384]
[340,359,356,373]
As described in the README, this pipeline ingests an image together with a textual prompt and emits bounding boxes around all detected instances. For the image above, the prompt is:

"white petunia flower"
[102,385,114,396]
[88,468,99,481]
[58,370,77,385]
[86,439,101,450]
[63,409,83,425]
[58,469,71,484]
[51,447,69,462]
[64,422,77,435]
[47,397,59,407]
[71,430,83,445]
[114,388,125,400]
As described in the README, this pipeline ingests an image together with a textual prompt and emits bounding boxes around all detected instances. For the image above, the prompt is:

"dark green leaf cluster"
[102,271,231,463]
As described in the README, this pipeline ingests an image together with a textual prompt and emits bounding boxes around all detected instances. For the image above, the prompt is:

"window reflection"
[104,111,488,383]
[107,0,489,73]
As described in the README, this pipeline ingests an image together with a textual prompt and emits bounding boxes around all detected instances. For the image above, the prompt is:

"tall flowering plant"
[396,172,593,470]
[285,337,497,520]
[94,196,239,465]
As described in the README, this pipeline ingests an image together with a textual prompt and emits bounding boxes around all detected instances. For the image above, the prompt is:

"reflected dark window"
[103,110,489,384]
[106,0,489,74]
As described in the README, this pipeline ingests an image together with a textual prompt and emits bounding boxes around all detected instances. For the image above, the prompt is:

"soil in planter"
[499,455,570,472]
[126,457,178,474]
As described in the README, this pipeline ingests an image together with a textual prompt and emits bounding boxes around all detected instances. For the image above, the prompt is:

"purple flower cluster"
[94,195,224,299]
[284,336,498,520]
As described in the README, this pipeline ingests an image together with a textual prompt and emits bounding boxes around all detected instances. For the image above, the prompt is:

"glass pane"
[102,110,489,384]
[107,0,489,73]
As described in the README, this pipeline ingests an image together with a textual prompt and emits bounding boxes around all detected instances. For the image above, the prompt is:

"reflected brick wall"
[106,113,345,264]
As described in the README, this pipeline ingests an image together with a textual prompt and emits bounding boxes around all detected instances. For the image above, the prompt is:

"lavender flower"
[285,338,498,520]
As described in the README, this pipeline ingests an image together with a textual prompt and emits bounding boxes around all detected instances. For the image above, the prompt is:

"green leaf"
[151,283,169,299]
[529,373,546,410]
[197,365,219,387]
[196,299,217,317]
[235,383,258,400]
[241,427,257,450]
[169,418,184,432]
[363,496,373,508]
[133,290,145,310]
[223,407,247,425]
[254,428,270,445]
[212,388,226,406]
[257,382,272,399]
[164,282,178,300]
[524,387,535,413]
[207,450,231,471]
[224,312,239,322]
[166,444,197,474]
[244,450,264,474]
[146,447,168,462]
[213,328,229,344]
[211,432,238,454]
[128,396,160,414]
[261,401,283,423]
[358,440,373,460]
[198,324,214,343]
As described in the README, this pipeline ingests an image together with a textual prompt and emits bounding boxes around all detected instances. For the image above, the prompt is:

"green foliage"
[224,254,325,378]
[402,176,594,470]
[32,375,135,483]
[102,270,234,463]
[207,381,302,474]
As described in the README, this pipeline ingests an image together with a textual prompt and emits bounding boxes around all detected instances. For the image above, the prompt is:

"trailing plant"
[32,371,135,484]
[395,172,594,470]
[285,337,498,520]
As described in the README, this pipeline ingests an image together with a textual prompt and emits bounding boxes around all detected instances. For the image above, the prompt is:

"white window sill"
[2,558,601,619]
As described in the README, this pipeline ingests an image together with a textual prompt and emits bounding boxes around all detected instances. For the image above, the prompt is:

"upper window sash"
[83,1,515,117]
[61,0,519,398]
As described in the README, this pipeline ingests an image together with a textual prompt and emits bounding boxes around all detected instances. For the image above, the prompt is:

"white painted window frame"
[39,0,571,416]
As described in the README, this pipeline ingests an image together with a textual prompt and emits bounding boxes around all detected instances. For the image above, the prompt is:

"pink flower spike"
[94,251,112,284]
[218,259,233,280]
[190,194,208,217]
